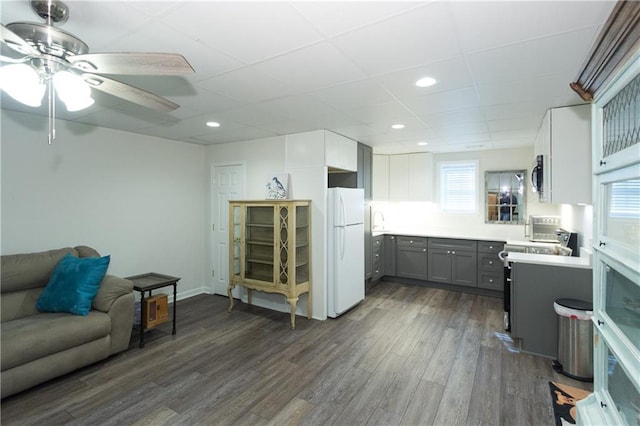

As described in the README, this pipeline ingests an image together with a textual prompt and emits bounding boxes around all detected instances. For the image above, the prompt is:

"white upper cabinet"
[286,130,357,171]
[535,104,592,204]
[325,131,357,172]
[373,153,433,201]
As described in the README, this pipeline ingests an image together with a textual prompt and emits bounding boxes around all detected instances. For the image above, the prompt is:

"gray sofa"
[1,246,134,398]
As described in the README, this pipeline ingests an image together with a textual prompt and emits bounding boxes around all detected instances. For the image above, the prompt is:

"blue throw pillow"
[36,253,110,316]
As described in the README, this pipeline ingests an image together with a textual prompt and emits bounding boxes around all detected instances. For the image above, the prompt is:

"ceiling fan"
[0,0,194,141]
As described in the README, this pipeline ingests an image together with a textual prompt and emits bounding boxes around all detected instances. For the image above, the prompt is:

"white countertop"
[507,252,592,269]
[371,229,507,242]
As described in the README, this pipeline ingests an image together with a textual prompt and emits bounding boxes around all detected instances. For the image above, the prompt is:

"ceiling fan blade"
[83,73,179,112]
[69,53,195,75]
[1,24,39,56]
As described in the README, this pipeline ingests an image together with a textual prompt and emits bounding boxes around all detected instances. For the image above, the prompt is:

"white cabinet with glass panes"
[577,53,640,426]
[228,200,311,329]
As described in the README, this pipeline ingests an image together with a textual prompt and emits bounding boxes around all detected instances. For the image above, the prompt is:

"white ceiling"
[0,1,615,154]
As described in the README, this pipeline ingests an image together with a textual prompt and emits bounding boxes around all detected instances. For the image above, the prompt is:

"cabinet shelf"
[228,200,312,329]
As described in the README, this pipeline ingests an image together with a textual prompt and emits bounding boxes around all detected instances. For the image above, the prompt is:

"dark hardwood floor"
[1,281,592,425]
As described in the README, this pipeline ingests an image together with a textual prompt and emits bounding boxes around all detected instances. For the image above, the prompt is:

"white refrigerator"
[327,187,365,318]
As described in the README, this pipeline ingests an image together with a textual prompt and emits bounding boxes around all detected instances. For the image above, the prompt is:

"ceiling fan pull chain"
[48,77,56,144]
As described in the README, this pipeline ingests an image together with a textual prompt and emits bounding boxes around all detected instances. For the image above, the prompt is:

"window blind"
[610,179,640,218]
[440,162,477,213]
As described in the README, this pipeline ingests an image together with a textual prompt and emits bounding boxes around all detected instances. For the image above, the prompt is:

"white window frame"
[438,160,478,214]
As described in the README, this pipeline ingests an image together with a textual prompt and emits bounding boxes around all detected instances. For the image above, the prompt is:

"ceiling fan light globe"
[0,63,45,107]
[53,70,93,111]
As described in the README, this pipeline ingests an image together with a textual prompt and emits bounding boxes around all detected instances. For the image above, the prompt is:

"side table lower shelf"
[126,273,180,348]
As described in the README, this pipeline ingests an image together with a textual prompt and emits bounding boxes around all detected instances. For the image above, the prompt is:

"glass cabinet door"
[231,204,242,277]
[597,164,640,265]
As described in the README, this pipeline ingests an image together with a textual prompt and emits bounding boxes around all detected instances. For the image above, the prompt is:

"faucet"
[373,211,385,230]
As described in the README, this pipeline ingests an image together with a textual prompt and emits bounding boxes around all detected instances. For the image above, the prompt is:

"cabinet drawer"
[478,241,505,254]
[373,236,384,248]
[428,238,477,251]
[478,253,502,270]
[477,271,503,291]
[397,236,427,248]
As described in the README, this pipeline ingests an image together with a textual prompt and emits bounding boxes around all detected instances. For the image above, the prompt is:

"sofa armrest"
[92,275,133,313]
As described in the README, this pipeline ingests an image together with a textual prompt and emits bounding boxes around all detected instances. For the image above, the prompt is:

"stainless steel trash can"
[552,298,593,381]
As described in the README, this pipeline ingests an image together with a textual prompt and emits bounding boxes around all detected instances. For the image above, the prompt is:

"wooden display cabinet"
[228,200,312,329]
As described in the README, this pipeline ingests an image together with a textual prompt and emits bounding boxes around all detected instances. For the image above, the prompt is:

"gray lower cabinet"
[511,262,592,358]
[427,238,477,287]
[396,236,427,280]
[384,235,397,276]
[477,240,504,291]
[372,235,384,281]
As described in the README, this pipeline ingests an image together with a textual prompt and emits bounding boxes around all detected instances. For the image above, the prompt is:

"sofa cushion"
[1,311,111,371]
[36,254,110,316]
[1,248,77,293]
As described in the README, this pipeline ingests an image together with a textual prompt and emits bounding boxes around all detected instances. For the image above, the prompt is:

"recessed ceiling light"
[206,121,220,128]
[391,124,405,129]
[417,141,428,146]
[415,76,437,88]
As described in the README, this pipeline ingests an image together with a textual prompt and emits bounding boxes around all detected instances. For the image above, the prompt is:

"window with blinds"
[439,161,477,213]
[610,179,640,218]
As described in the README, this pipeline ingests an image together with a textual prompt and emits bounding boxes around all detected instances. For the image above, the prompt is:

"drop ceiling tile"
[450,1,615,53]
[330,2,462,76]
[483,101,549,122]
[431,121,490,138]
[253,42,367,92]
[488,117,541,133]
[52,2,153,51]
[344,101,418,124]
[161,2,324,64]
[329,124,380,141]
[253,119,315,136]
[309,79,395,110]
[400,87,480,116]
[196,66,297,103]
[213,105,289,127]
[466,27,601,85]
[256,94,340,122]
[476,73,572,106]
[190,126,278,144]
[293,2,425,37]
[376,56,474,98]
[420,108,487,128]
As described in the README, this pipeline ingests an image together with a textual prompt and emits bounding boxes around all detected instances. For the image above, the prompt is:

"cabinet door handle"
[447,250,451,254]
[599,241,606,247]
[489,260,493,265]
[452,251,456,255]
[599,160,606,166]
[423,249,426,252]
[600,401,607,408]
[597,319,604,326]
[489,279,494,283]
[489,245,494,250]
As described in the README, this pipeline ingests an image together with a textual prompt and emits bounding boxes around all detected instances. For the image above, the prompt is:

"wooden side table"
[126,273,180,348]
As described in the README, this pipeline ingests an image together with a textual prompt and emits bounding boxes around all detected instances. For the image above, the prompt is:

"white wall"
[1,109,208,299]
[371,147,560,241]
[560,204,593,254]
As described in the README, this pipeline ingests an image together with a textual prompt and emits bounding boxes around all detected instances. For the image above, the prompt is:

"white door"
[211,164,243,296]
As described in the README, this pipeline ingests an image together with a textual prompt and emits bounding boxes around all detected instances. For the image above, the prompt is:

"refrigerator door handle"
[340,194,346,226]
[339,226,345,261]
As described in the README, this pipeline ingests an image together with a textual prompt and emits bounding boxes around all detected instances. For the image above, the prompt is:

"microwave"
[531,154,543,197]
[528,215,561,242]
